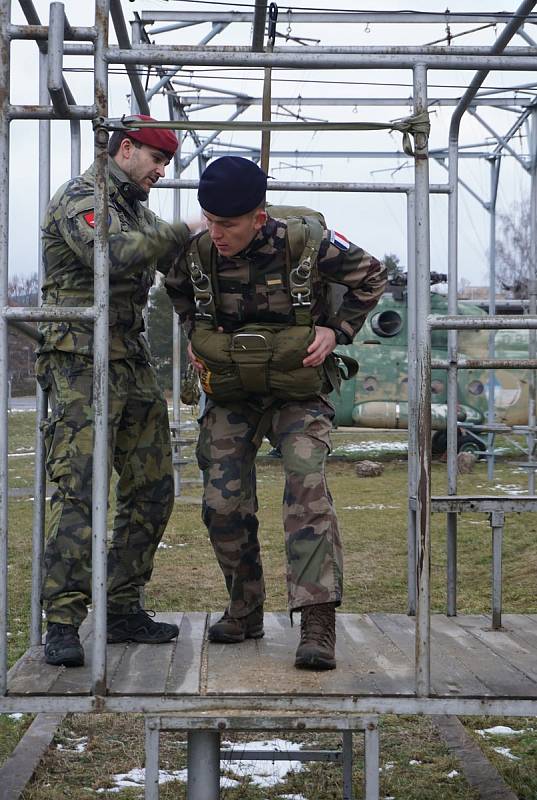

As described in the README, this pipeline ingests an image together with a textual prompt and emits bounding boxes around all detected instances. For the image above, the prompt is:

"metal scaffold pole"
[0,0,11,696]
[413,63,432,697]
[92,0,111,696]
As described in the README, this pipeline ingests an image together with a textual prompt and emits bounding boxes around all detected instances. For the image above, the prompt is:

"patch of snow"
[157,542,172,549]
[409,759,422,766]
[492,483,526,496]
[222,739,305,789]
[447,770,459,778]
[7,713,24,721]
[492,747,520,761]
[278,795,308,800]
[380,762,395,772]
[57,736,88,753]
[333,441,407,454]
[99,767,240,792]
[343,504,400,511]
[476,726,526,737]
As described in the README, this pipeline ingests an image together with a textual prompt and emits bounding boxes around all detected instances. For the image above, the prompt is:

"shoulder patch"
[82,211,112,228]
[330,230,350,251]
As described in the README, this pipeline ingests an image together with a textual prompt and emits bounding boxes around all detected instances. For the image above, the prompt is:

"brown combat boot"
[295,602,336,670]
[208,606,264,643]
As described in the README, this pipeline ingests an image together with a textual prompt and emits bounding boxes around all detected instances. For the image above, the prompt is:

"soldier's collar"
[108,158,149,204]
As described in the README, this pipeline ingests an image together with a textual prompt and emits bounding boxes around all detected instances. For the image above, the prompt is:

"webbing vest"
[187,211,357,403]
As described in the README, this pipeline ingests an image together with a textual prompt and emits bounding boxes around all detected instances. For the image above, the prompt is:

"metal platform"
[5,612,537,716]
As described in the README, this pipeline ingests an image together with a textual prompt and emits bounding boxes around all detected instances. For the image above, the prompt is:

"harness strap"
[186,236,218,323]
[285,216,324,327]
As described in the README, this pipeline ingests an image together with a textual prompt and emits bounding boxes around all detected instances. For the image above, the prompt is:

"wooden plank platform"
[7,612,537,705]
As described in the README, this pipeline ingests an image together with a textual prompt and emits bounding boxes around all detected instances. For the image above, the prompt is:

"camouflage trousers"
[36,351,174,626]
[196,396,343,616]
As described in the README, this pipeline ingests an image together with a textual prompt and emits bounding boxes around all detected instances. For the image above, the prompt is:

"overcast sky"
[7,0,536,285]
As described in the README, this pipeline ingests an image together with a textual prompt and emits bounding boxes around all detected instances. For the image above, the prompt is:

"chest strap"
[186,217,324,327]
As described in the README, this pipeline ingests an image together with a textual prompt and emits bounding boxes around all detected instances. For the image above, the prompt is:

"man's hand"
[187,342,205,373]
[303,326,336,368]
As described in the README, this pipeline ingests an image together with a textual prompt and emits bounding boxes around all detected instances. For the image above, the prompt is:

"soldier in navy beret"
[166,153,387,672]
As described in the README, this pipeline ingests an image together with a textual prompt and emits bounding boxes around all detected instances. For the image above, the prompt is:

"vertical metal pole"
[70,120,81,179]
[130,17,143,114]
[446,133,459,620]
[486,158,501,481]
[187,731,221,800]
[144,718,160,800]
[30,49,51,647]
[490,511,504,630]
[169,99,183,498]
[363,722,380,800]
[92,0,110,696]
[413,64,432,697]
[0,0,11,696]
[528,111,537,493]
[406,189,417,616]
[342,731,354,800]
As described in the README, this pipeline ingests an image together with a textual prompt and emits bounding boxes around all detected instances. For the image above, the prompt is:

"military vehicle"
[331,275,530,453]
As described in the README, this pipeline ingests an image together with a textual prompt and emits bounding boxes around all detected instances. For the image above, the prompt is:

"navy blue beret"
[198,156,267,217]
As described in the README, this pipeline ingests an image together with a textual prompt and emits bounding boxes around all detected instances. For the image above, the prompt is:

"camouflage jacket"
[165,216,387,343]
[39,157,190,360]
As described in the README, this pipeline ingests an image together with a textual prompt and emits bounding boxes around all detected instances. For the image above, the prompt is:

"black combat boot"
[208,606,264,643]
[107,607,179,644]
[44,623,85,667]
[294,602,336,670]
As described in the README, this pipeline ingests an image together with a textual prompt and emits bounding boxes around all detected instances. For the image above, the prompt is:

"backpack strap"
[285,215,324,326]
[186,233,219,324]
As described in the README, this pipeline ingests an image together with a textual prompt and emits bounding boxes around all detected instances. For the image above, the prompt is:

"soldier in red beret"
[38,115,190,667]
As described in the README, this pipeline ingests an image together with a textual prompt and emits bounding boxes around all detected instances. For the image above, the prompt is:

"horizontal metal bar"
[428,495,537,513]
[104,117,405,133]
[107,46,537,70]
[431,358,537,369]
[199,148,508,160]
[428,314,537,330]
[139,11,537,25]
[4,694,537,717]
[3,306,95,322]
[7,319,42,344]
[9,104,95,119]
[157,178,450,194]
[221,750,343,762]
[150,715,374,732]
[8,23,96,41]
[180,95,537,108]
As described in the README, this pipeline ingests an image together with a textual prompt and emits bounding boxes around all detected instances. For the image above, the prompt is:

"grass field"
[3,409,537,799]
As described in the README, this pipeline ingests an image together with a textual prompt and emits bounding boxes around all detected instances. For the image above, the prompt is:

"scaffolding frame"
[3,4,537,796]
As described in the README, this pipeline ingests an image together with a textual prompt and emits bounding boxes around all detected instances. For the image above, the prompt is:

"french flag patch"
[330,230,350,251]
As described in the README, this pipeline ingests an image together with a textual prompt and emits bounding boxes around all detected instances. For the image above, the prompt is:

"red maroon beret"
[125,115,178,158]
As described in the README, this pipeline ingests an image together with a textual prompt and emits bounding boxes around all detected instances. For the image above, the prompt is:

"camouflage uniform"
[166,216,387,616]
[37,157,189,627]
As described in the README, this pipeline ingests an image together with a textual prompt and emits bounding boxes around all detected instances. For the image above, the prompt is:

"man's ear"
[119,137,134,160]
[253,209,267,231]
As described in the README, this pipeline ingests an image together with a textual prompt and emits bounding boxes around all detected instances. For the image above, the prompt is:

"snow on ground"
[96,739,305,794]
[493,747,521,761]
[476,725,529,737]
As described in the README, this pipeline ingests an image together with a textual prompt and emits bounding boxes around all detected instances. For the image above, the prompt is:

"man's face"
[202,208,267,257]
[117,139,170,193]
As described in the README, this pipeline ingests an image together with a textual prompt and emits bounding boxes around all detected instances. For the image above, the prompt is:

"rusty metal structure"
[2,1,537,797]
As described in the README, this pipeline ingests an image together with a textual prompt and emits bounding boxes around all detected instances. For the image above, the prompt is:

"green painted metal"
[331,286,529,431]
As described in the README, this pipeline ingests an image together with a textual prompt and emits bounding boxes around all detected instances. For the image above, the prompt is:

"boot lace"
[300,604,335,647]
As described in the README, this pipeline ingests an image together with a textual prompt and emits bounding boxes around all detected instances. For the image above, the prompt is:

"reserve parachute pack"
[187,205,358,403]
